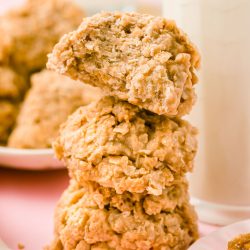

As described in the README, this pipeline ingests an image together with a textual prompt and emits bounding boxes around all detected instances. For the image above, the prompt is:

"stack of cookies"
[46,12,200,250]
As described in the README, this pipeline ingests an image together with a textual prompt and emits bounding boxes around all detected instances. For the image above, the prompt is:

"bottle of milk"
[163,0,250,225]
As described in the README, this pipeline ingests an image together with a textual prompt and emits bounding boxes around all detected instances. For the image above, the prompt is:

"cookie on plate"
[0,66,26,100]
[0,0,84,73]
[228,233,250,250]
[54,96,197,195]
[46,180,198,250]
[8,70,101,149]
[0,101,18,145]
[47,12,200,116]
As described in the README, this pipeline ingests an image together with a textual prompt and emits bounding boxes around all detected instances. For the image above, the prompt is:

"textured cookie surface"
[0,0,84,73]
[46,180,198,250]
[0,66,26,100]
[8,70,101,149]
[228,233,250,250]
[54,96,197,195]
[47,12,200,116]
[0,101,18,144]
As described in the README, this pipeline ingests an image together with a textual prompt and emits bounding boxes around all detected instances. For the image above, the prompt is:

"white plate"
[0,146,64,170]
[0,239,10,250]
[190,219,250,250]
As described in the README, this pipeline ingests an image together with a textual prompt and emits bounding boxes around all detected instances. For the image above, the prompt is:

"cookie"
[0,101,18,144]
[54,96,197,195]
[0,66,26,100]
[8,70,101,149]
[47,12,200,116]
[46,180,198,250]
[228,233,250,250]
[0,0,84,73]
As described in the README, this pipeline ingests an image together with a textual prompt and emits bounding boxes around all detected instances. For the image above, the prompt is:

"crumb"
[8,70,101,149]
[18,243,25,249]
[54,96,197,195]
[47,12,200,116]
[46,180,198,250]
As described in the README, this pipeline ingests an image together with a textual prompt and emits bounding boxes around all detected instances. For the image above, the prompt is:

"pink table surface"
[0,167,219,250]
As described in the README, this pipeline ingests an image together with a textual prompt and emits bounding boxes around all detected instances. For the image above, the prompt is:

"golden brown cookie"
[0,66,26,100]
[228,233,250,250]
[46,180,198,250]
[8,70,101,149]
[54,96,197,195]
[0,101,18,145]
[47,12,200,116]
[0,0,84,73]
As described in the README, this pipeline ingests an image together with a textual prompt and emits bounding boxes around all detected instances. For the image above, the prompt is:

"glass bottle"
[163,0,250,225]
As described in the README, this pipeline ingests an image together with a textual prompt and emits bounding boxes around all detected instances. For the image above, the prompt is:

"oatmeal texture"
[0,0,84,74]
[54,96,197,195]
[228,233,250,250]
[0,66,26,100]
[47,12,200,116]
[46,180,198,250]
[8,70,101,149]
[0,101,18,144]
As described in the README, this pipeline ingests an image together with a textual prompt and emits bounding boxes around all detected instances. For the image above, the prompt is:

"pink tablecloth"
[0,168,68,250]
[0,168,219,250]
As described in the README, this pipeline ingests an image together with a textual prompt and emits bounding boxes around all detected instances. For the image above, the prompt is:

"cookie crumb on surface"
[0,0,84,74]
[18,243,25,249]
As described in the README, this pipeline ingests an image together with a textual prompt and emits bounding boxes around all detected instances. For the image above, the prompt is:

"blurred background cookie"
[0,101,18,145]
[8,70,101,149]
[0,66,27,100]
[0,0,84,74]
